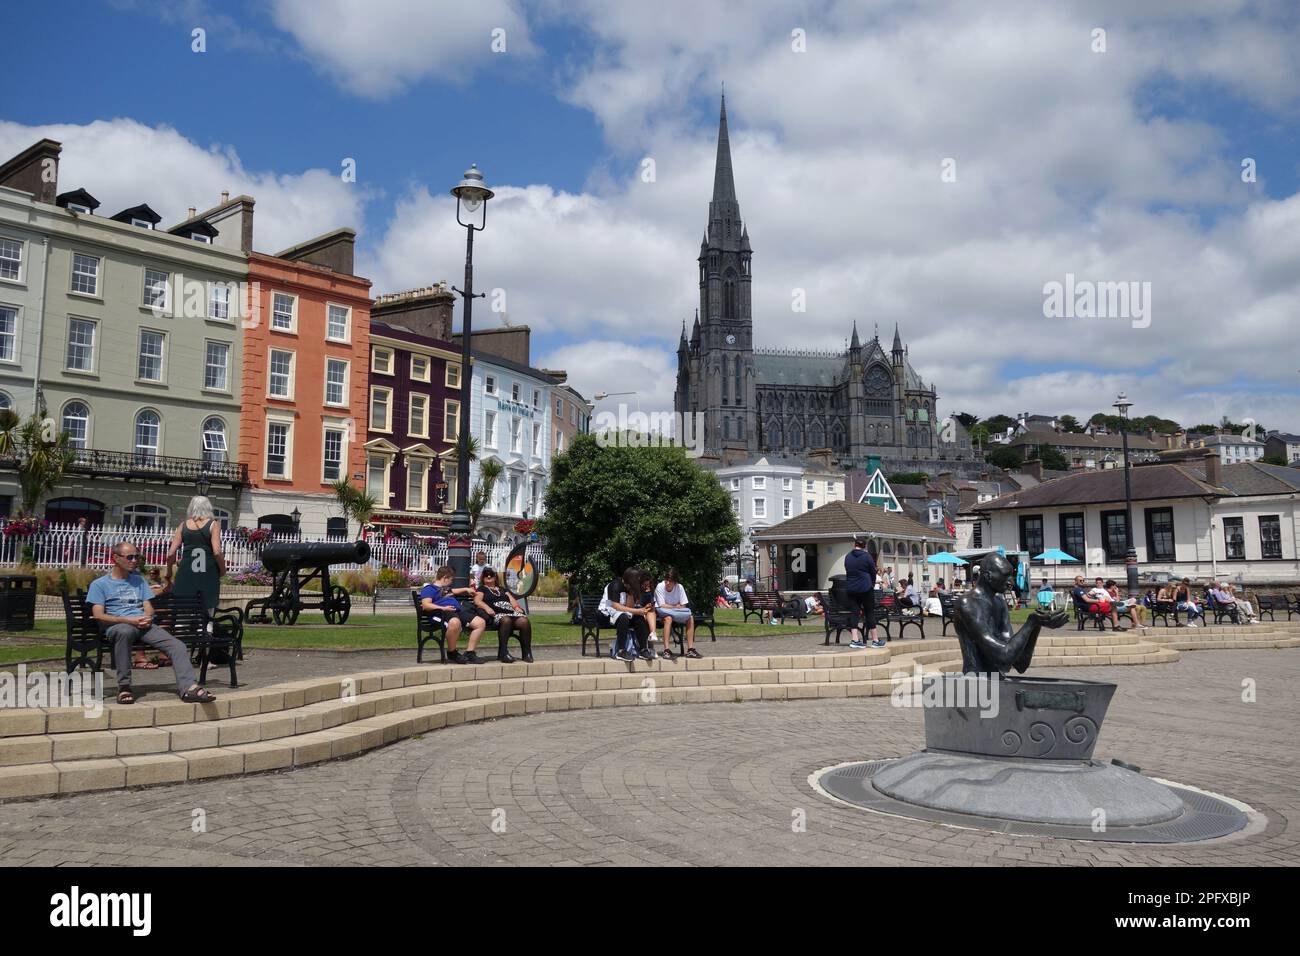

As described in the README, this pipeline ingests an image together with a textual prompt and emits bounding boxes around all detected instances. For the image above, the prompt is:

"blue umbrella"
[926,551,968,566]
[1033,548,1078,595]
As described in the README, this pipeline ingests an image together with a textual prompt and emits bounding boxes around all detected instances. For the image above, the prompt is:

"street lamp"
[448,164,494,589]
[195,472,211,498]
[290,506,302,538]
[1113,392,1138,599]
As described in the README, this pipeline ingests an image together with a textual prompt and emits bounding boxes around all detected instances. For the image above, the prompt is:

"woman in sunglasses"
[473,567,534,664]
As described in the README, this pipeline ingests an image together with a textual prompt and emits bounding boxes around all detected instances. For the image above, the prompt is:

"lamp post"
[195,472,211,498]
[448,164,494,589]
[1113,392,1138,599]
[290,506,302,539]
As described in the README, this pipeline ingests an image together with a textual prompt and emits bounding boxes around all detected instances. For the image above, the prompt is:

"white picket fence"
[0,523,549,577]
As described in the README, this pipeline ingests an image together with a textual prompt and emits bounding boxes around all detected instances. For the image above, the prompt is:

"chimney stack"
[1204,450,1222,487]
[1021,458,1044,481]
[187,207,196,219]
[220,190,229,204]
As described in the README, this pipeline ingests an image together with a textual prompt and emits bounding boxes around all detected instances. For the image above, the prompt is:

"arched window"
[0,391,11,411]
[721,355,729,404]
[809,423,824,448]
[202,417,227,467]
[907,427,917,447]
[62,401,90,449]
[134,410,161,465]
[733,354,741,404]
[723,416,730,440]
[832,423,845,449]
[882,542,894,556]
[123,502,169,530]
[326,516,347,540]
[788,422,803,448]
[768,421,782,448]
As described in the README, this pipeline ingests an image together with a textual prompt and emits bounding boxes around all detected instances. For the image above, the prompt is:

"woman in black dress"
[473,567,534,663]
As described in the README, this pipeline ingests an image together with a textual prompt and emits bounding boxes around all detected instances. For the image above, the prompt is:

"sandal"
[181,687,217,704]
[117,689,136,705]
[133,658,159,670]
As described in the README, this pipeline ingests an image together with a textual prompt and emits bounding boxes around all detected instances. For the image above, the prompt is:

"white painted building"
[713,456,808,552]
[1191,433,1264,464]
[972,453,1300,584]
[465,351,554,543]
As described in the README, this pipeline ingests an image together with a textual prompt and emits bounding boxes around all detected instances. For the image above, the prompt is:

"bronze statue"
[952,553,1067,674]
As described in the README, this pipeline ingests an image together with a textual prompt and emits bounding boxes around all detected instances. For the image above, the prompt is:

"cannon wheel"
[324,586,351,625]
[272,604,300,626]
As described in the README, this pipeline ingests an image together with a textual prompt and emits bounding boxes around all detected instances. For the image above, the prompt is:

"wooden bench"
[1255,595,1285,622]
[741,589,804,625]
[578,593,618,657]
[1071,595,1109,631]
[374,587,415,614]
[64,590,243,687]
[820,590,860,646]
[667,602,717,655]
[1148,599,1182,627]
[875,592,925,641]
[1205,591,1240,625]
[411,591,448,663]
[939,593,959,636]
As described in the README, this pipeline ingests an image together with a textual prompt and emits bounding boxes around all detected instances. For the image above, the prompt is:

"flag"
[944,516,956,536]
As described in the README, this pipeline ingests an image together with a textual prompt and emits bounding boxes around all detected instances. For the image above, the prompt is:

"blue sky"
[6,0,1300,432]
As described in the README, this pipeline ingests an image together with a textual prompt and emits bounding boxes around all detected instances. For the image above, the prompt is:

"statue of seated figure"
[952,553,1068,675]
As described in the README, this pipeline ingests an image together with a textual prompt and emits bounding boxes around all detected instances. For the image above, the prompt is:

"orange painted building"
[237,229,372,537]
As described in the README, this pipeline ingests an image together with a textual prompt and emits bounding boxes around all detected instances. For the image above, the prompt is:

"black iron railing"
[62,448,248,485]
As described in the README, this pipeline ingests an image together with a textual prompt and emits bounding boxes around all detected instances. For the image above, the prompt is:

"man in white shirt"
[655,568,701,659]
[1210,582,1255,623]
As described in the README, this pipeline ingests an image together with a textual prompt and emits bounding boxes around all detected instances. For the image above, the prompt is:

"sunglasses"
[117,553,141,561]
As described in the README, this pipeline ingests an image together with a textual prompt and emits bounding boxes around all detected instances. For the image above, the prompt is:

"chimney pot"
[221,190,229,203]
[187,207,196,218]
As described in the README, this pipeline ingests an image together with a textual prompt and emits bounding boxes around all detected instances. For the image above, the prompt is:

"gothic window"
[721,356,729,404]
[734,355,741,404]
[809,423,824,448]
[864,364,892,416]
[908,427,917,447]
[789,422,803,448]
[738,417,745,440]
[832,423,844,449]
[768,421,782,448]
[723,417,730,440]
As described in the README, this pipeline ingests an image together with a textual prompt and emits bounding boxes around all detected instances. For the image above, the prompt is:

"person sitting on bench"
[474,567,534,664]
[655,567,702,660]
[87,541,216,705]
[1210,582,1255,624]
[1071,574,1123,630]
[599,568,653,662]
[1173,578,1204,627]
[419,565,488,664]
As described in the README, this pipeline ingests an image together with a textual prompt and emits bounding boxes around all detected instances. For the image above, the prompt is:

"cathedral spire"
[850,321,860,349]
[712,93,736,205]
[892,323,903,353]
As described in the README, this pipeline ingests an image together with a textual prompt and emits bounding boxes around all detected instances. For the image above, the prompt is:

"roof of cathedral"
[753,350,847,387]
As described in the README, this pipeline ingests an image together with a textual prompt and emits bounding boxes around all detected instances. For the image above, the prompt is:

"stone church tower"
[675,96,975,472]
[676,95,753,456]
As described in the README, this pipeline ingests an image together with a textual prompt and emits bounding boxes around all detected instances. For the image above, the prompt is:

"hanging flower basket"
[3,516,48,538]
[513,518,536,536]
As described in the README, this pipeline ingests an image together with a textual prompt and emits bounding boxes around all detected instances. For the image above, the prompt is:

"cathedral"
[675,97,974,471]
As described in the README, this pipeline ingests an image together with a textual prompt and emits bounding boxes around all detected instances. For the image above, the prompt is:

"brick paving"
[0,649,1295,866]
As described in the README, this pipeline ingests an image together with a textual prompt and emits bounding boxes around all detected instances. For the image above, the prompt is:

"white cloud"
[269,0,536,97]
[0,119,367,255]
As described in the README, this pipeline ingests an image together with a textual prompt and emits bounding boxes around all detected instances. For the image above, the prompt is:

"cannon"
[245,540,371,626]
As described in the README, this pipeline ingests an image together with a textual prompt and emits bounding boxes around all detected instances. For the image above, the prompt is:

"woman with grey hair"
[165,495,226,614]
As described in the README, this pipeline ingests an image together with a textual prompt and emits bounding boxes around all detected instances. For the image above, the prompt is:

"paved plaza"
[0,648,1295,866]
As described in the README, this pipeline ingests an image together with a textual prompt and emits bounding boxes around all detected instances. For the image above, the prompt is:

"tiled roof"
[752,500,953,540]
[978,463,1224,511]
[1182,462,1300,496]
[1011,429,1163,451]
[753,351,846,387]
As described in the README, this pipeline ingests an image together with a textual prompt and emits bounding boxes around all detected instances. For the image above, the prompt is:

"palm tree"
[468,458,503,533]
[0,407,76,516]
[329,478,378,540]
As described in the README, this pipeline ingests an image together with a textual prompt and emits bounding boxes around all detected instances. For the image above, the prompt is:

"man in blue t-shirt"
[419,565,487,664]
[87,540,215,705]
[845,536,883,649]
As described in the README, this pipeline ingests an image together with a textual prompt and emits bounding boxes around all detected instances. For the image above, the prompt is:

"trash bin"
[0,574,38,630]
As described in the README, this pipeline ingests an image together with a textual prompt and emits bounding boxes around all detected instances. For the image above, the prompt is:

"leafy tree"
[537,433,741,606]
[984,446,1024,470]
[969,423,990,450]
[0,407,76,517]
[1261,454,1288,466]
[1039,445,1070,471]
[981,414,1018,436]
[1056,414,1083,433]
[952,412,979,430]
[887,471,928,485]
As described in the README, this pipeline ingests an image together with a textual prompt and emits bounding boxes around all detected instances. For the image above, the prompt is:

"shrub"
[337,567,377,595]
[535,569,568,598]
[229,562,274,587]
[376,565,421,590]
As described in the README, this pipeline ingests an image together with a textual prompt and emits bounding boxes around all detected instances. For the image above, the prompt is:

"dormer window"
[67,203,91,214]
[56,188,100,215]
[131,219,153,229]
[190,232,211,243]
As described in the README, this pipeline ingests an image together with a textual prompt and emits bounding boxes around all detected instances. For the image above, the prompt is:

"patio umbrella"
[926,551,967,587]
[1033,548,1078,595]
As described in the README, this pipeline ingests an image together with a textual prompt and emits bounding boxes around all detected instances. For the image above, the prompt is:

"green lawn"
[0,605,1046,660]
